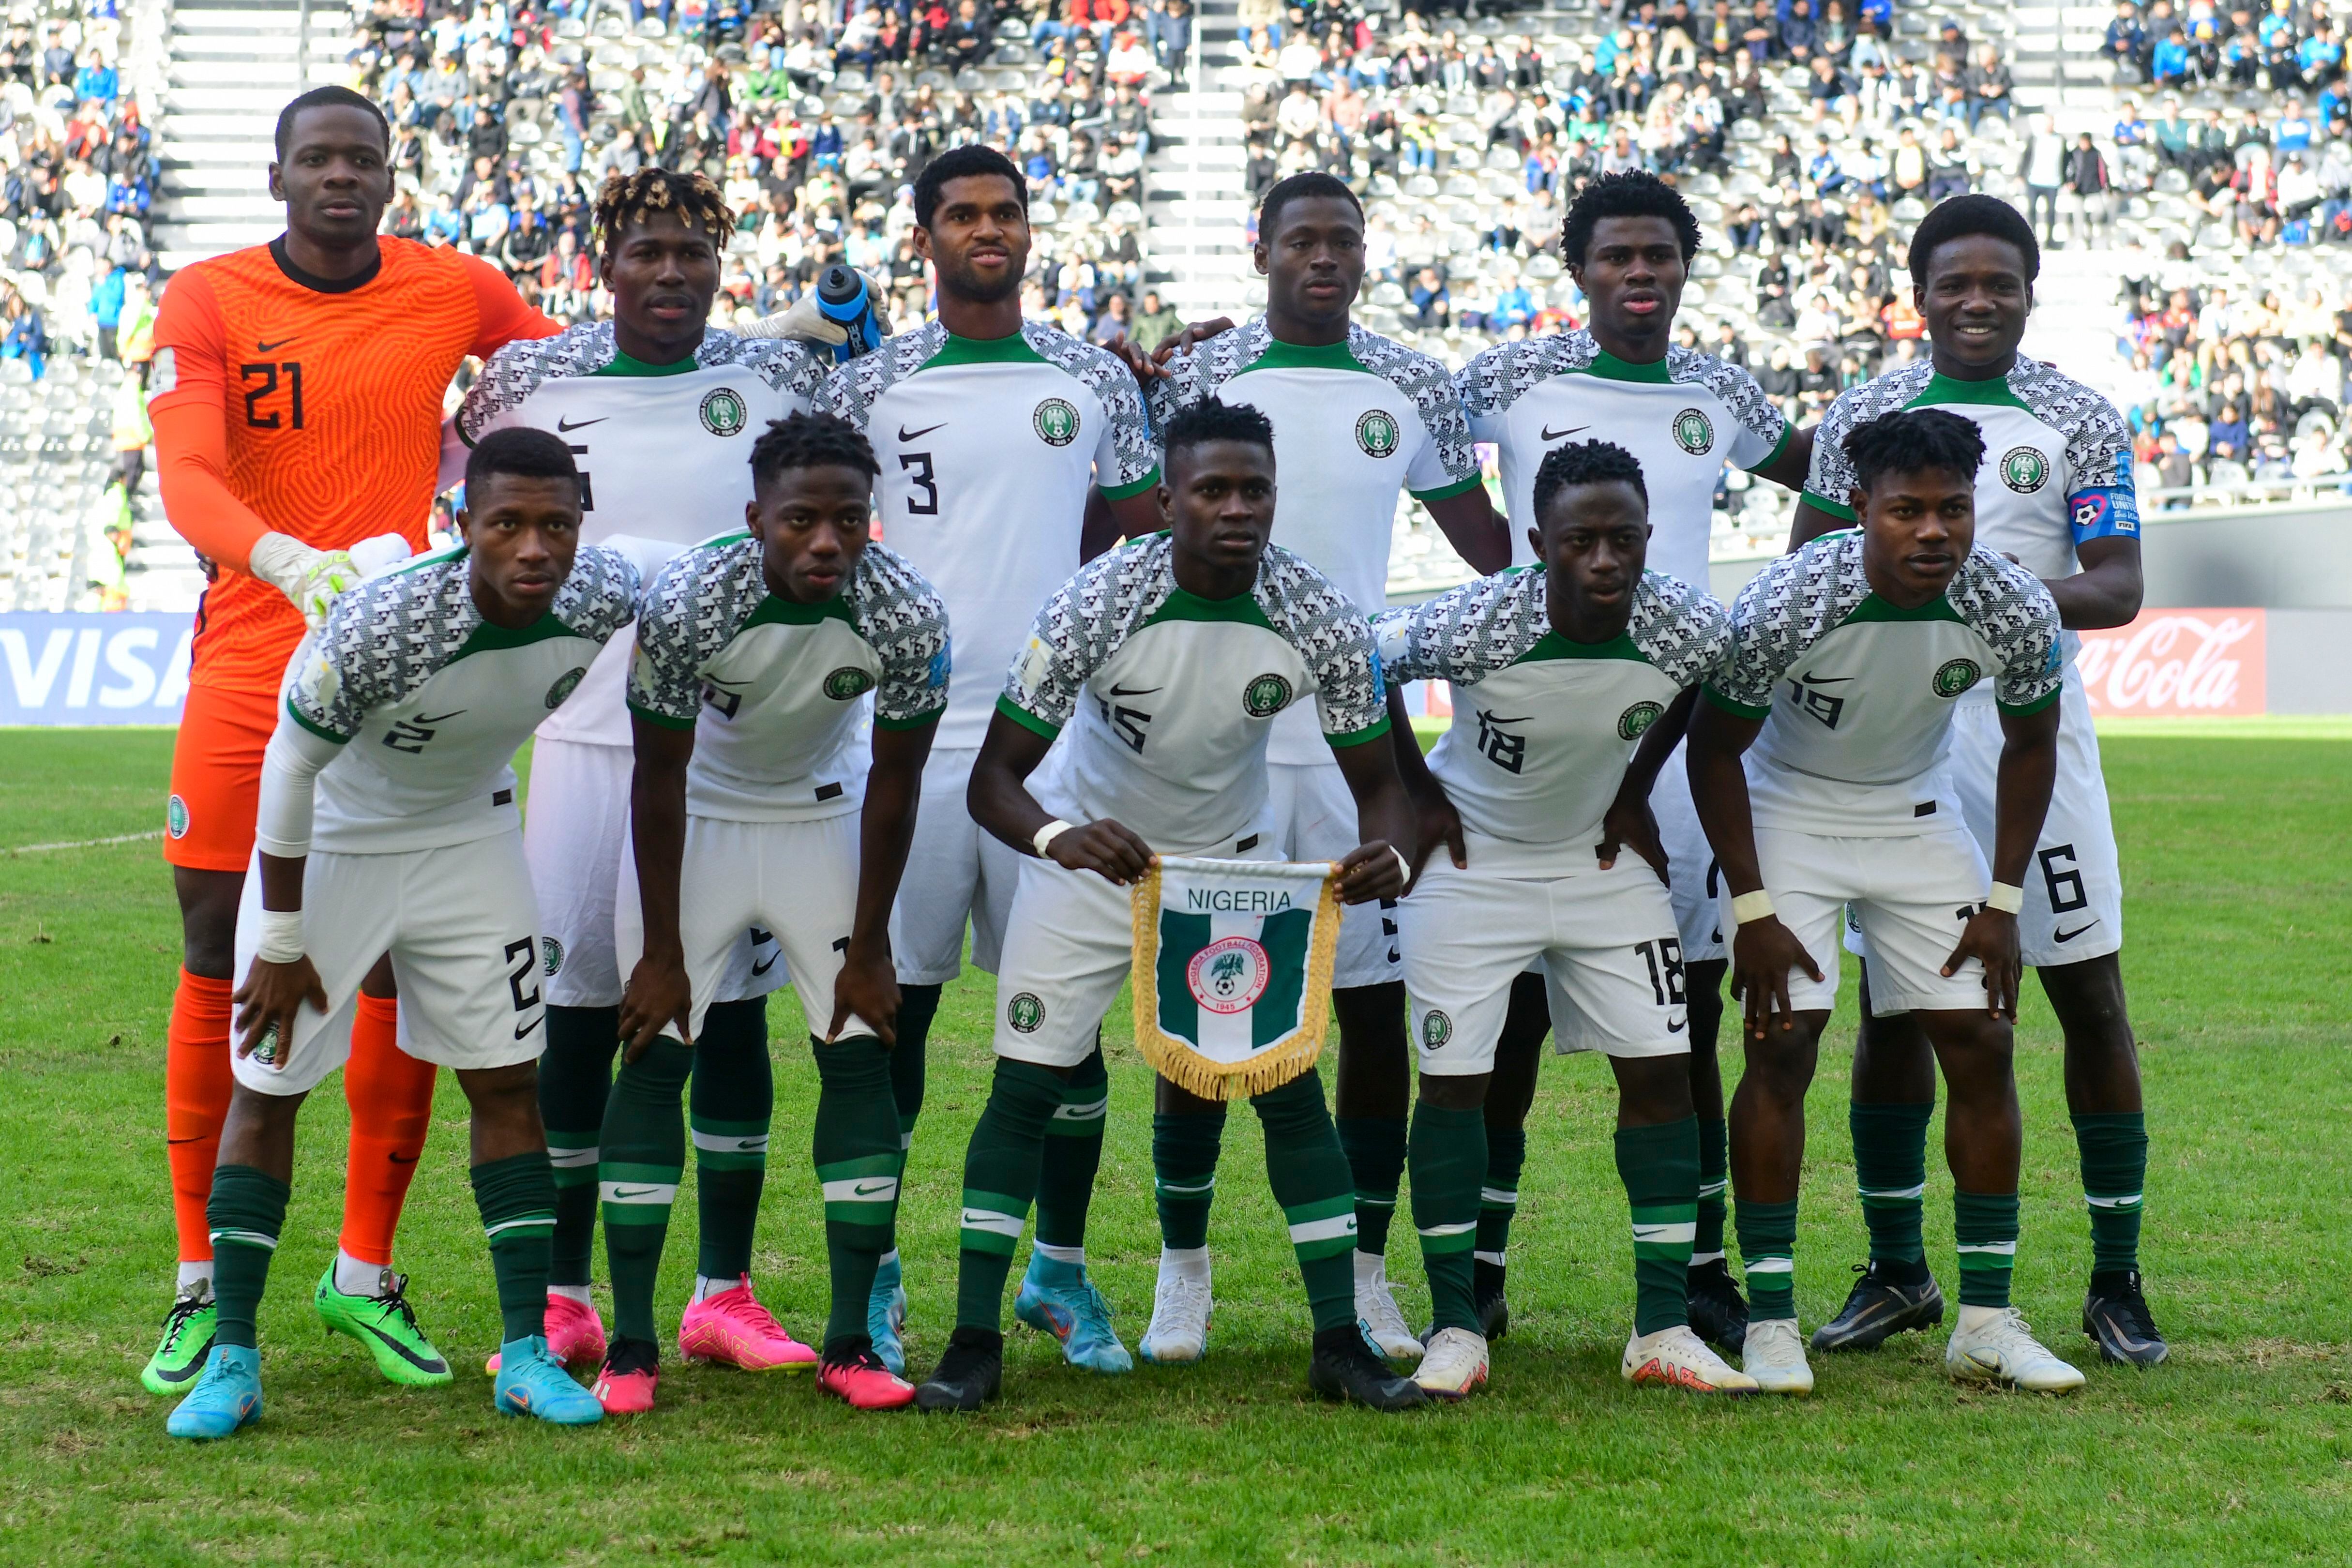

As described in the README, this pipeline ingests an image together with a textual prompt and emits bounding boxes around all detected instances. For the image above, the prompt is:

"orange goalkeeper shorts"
[164,681,279,873]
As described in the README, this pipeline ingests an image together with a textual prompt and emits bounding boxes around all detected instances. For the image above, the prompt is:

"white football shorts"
[230,831,547,1096]
[890,746,1022,986]
[615,812,870,1045]
[523,737,781,1008]
[1739,823,1995,1018]
[1266,758,1402,990]
[1651,738,1727,964]
[1402,844,1689,1073]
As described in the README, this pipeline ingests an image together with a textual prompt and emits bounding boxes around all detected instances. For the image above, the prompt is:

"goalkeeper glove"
[247,532,365,629]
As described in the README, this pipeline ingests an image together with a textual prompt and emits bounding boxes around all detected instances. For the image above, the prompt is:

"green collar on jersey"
[745,589,857,628]
[452,612,586,660]
[1143,583,1275,631]
[1907,370,2031,411]
[1579,347,1675,384]
[921,330,1048,370]
[1511,628,1648,665]
[1840,590,1965,626]
[595,346,704,377]
[1240,336,1367,376]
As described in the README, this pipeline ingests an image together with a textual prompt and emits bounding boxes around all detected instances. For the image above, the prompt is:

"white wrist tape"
[1033,819,1075,858]
[255,907,305,964]
[1731,890,1777,926]
[1390,846,1412,884]
[1985,881,2026,915]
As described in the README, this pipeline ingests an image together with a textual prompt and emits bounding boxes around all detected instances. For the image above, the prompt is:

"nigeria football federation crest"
[1007,993,1045,1033]
[1132,857,1342,1099]
[545,667,586,709]
[1356,408,1401,458]
[1618,700,1665,740]
[1188,935,1273,1015]
[166,793,189,839]
[1933,658,1983,698]
[823,665,876,700]
[1243,673,1294,718]
[1033,397,1081,447]
[1999,446,2050,493]
[699,387,749,437]
[1672,407,1716,455]
[1421,1010,1453,1049]
[542,936,565,976]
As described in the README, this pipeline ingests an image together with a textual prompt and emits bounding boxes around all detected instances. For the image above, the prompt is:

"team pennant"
[1130,856,1342,1101]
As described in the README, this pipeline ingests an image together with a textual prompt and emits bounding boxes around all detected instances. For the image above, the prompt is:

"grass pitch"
[1,726,2347,1566]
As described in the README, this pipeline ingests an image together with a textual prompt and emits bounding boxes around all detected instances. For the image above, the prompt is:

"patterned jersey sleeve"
[1354,329,1481,499]
[1799,388,1866,521]
[1451,337,1531,445]
[285,558,460,740]
[1258,548,1389,746]
[1628,572,1733,689]
[1033,325,1161,498]
[998,538,1164,737]
[1957,552,2064,714]
[812,323,939,431]
[1142,335,1214,433]
[851,544,953,729]
[550,544,642,645]
[1369,569,1546,688]
[625,542,749,729]
[1671,347,1791,473]
[2057,381,2142,546]
[1706,550,1817,717]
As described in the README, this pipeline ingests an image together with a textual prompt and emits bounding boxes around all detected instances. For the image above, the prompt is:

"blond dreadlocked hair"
[591,167,735,256]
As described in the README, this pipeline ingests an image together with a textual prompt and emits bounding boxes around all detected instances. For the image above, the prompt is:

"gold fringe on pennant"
[1129,858,1344,1102]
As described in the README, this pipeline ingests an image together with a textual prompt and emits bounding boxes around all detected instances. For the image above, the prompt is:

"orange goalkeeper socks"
[338,992,437,1266]
[165,968,235,1267]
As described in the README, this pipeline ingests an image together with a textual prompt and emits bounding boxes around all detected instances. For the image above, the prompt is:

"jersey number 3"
[900,452,938,515]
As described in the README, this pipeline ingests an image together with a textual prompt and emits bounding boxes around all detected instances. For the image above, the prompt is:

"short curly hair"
[1906,192,2040,288]
[1842,407,1987,495]
[1561,170,1702,269]
[749,412,881,492]
[1532,438,1648,524]
[1161,397,1276,463]
[592,167,733,256]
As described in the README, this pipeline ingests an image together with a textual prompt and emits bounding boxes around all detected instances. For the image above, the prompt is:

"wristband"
[256,907,305,964]
[1033,819,1075,858]
[1730,890,1777,926]
[1985,881,2025,915]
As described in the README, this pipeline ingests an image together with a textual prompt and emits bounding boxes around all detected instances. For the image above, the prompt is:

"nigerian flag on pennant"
[1130,855,1342,1101]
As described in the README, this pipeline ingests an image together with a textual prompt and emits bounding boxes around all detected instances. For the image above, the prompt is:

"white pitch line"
[6,830,165,855]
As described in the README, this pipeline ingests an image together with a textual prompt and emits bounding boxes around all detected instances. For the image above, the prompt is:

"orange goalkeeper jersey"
[151,236,557,694]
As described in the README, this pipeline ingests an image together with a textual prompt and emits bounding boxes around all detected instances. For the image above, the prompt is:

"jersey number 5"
[240,361,305,430]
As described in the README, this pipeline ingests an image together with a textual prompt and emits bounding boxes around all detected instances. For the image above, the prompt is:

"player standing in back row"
[1135,172,1508,1365]
[1786,196,2165,1368]
[815,144,1165,1376]
[1449,171,1815,1350]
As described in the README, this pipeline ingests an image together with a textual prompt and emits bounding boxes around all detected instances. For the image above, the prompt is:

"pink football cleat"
[591,1359,658,1415]
[483,1291,607,1374]
[818,1348,918,1411]
[677,1276,819,1373]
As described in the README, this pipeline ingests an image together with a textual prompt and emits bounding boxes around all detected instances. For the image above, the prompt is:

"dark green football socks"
[538,1004,620,1289]
[1033,1045,1108,1253]
[1254,1070,1360,1334]
[954,1058,1065,1330]
[1692,1115,1729,1267]
[206,1164,289,1350]
[599,1037,691,1344]
[1735,1196,1799,1321]
[812,1036,901,1346]
[689,999,771,1283]
[1338,1113,1407,1260]
[1955,1190,2020,1309]
[1616,1116,1700,1336]
[2073,1110,2147,1275]
[471,1151,558,1343]
[1852,1099,1933,1274]
[1408,1099,1485,1334]
[1153,1106,1227,1252]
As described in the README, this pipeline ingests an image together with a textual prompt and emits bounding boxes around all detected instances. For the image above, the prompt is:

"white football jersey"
[442,322,829,747]
[628,535,950,822]
[273,545,640,855]
[1375,569,1727,870]
[1150,319,1481,762]
[815,321,1161,751]
[1000,534,1388,854]
[1708,531,2060,837]
[1454,330,1790,585]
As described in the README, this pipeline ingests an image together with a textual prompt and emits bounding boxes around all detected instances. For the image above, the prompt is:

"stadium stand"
[3,0,2347,615]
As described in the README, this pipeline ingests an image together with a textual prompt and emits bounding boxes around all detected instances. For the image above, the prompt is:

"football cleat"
[1472,1259,1510,1342]
[915,1326,1005,1412]
[678,1276,819,1372]
[495,1335,604,1425]
[590,1336,661,1414]
[2083,1270,2170,1366]
[142,1288,218,1395]
[1741,1317,1816,1395]
[1014,1256,1132,1375]
[1811,1262,1946,1352]
[313,1266,452,1387]
[1686,1258,1750,1352]
[1623,1325,1759,1393]
[819,1340,918,1411]
[1354,1253,1424,1363]
[1413,1326,1490,1401]
[1946,1307,2086,1393]
[1307,1326,1430,1412]
[484,1290,607,1374]
[166,1345,262,1440]
[1138,1266,1212,1366]
[868,1253,909,1376]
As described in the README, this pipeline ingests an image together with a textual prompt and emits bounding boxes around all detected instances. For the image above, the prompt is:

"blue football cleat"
[1015,1255,1132,1374]
[166,1345,263,1440]
[494,1335,604,1425]
[868,1252,908,1377]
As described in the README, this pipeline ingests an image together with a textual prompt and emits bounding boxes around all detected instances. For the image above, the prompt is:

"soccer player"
[815,143,1162,1375]
[1786,196,2164,1367]
[166,428,635,1439]
[145,85,559,1397]
[1689,407,2085,1396]
[444,168,832,1382]
[913,398,1426,1414]
[611,412,948,1412]
[1135,171,1508,1365]
[1375,439,1755,1398]
[1450,171,1815,1351]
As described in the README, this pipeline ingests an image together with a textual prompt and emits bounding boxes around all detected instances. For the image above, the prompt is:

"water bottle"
[816,264,883,362]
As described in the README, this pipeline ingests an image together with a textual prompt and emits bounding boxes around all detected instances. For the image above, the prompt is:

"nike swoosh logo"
[167,1136,202,1145]
[1797,673,1854,686]
[898,422,946,441]
[751,953,778,977]
[557,415,609,432]
[514,1014,543,1040]
[853,1181,894,1195]
[613,1185,664,1199]
[1107,683,1161,698]
[256,337,297,352]
[350,1318,450,1373]
[389,1151,418,1164]
[411,710,467,724]
[1539,423,1590,441]
[2053,921,2098,942]
[1667,1017,1687,1033]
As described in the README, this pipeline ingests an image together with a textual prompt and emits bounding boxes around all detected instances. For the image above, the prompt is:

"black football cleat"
[914,1326,1004,1412]
[1810,1262,1946,1352]
[1473,1260,1510,1342]
[1308,1326,1429,1412]
[1686,1258,1750,1353]
[2083,1270,2170,1366]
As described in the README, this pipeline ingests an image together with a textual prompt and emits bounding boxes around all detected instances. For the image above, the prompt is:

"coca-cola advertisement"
[2075,610,2268,718]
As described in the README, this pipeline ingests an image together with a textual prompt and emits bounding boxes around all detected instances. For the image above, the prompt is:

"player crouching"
[168,430,637,1438]
[914,399,1426,1413]
[612,412,947,1412]
[1689,408,2083,1395]
[1376,440,1756,1398]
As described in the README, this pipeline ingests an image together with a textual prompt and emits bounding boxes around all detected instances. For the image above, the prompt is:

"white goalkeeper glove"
[247,531,405,629]
[740,272,892,353]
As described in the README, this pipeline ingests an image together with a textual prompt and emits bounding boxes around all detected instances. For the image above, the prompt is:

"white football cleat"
[1741,1317,1816,1395]
[1945,1307,2087,1393]
[1139,1267,1212,1366]
[1355,1253,1423,1362]
[1413,1326,1489,1400]
[1622,1325,1760,1393]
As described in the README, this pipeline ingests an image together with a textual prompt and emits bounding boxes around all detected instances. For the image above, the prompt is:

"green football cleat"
[142,1289,219,1396]
[314,1266,452,1386]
